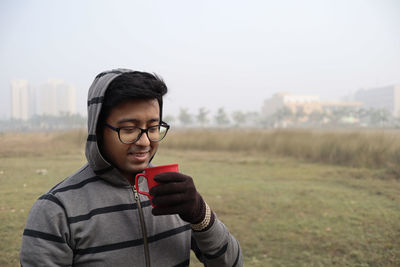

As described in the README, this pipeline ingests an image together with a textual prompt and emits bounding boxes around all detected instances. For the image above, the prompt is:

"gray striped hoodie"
[20,69,243,267]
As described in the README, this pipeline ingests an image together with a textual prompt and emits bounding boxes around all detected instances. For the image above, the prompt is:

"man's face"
[101,98,160,181]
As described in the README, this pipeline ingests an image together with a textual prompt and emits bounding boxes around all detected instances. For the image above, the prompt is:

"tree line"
[164,106,400,129]
[0,113,86,132]
[1,106,399,132]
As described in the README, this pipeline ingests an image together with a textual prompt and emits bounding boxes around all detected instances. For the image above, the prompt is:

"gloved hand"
[149,172,206,224]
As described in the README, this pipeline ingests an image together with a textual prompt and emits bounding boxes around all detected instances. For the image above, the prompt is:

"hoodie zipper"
[132,186,150,267]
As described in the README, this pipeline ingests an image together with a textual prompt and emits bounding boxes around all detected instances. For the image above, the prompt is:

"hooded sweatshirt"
[20,69,243,267]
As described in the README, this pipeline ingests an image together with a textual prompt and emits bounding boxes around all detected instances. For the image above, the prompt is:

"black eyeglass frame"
[105,122,170,144]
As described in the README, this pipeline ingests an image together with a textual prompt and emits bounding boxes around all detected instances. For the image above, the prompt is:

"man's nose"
[135,132,151,146]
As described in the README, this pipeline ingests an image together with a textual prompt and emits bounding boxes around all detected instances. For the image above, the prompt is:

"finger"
[153,172,189,183]
[150,181,192,196]
[152,192,191,206]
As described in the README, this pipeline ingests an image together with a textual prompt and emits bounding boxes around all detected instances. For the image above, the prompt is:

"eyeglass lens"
[119,125,167,143]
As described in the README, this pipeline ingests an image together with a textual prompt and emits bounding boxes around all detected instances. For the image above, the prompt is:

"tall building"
[353,85,400,118]
[39,80,76,116]
[11,80,35,120]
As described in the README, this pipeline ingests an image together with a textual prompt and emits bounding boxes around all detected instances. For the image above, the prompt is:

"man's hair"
[97,71,168,135]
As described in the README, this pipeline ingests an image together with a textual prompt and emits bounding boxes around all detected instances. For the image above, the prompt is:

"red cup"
[135,164,179,206]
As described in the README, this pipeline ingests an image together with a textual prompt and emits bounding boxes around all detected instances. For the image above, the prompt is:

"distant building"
[353,85,400,118]
[262,92,321,116]
[320,101,363,112]
[262,92,361,117]
[11,80,36,120]
[39,80,76,116]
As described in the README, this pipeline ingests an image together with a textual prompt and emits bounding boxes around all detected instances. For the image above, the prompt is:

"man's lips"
[128,151,150,161]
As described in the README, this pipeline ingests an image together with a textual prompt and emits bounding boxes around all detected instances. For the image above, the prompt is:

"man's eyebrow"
[117,118,160,124]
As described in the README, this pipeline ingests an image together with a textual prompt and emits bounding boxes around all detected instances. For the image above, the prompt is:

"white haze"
[0,0,399,119]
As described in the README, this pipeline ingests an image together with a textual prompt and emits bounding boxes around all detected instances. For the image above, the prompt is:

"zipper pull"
[132,186,140,200]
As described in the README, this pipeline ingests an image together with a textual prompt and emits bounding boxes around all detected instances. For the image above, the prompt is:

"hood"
[85,68,139,186]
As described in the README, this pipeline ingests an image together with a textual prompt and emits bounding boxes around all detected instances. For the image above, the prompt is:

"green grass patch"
[0,131,399,266]
[153,150,400,266]
[0,154,86,267]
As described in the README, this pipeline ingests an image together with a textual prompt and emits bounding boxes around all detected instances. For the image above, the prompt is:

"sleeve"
[20,194,73,267]
[191,212,243,267]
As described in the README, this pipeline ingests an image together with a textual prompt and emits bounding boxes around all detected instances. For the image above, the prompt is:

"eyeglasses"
[105,122,170,144]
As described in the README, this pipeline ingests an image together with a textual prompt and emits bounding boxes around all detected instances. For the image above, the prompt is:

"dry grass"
[0,130,87,157]
[163,129,400,177]
[1,128,399,178]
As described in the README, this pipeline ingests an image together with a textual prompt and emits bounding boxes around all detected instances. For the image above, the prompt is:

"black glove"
[149,172,206,224]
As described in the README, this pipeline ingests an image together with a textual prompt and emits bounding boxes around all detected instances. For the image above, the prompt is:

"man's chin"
[128,162,150,174]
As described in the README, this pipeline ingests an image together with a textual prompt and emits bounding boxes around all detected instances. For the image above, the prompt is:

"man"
[20,69,243,266]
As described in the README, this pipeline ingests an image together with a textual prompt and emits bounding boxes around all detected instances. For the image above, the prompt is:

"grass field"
[0,130,399,266]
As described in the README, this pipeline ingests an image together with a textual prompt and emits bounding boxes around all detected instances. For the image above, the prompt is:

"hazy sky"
[1,0,399,119]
